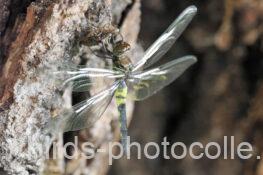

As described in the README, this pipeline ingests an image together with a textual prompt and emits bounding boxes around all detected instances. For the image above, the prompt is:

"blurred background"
[110,0,263,174]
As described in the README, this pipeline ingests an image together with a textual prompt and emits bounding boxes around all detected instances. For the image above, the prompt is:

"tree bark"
[0,0,141,174]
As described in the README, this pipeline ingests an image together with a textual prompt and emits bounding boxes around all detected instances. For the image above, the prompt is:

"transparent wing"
[58,81,120,132]
[127,56,197,101]
[63,88,114,131]
[54,67,124,92]
[133,6,197,71]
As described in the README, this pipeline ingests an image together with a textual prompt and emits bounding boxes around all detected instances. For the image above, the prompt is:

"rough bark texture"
[0,0,141,174]
[1,0,263,175]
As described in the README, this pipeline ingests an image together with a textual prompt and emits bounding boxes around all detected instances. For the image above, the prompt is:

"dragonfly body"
[50,6,198,154]
[112,45,134,152]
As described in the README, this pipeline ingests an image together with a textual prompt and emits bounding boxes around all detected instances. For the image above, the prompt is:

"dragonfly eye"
[113,41,131,56]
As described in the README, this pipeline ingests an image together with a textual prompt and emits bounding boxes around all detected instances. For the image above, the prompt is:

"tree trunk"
[0,0,141,174]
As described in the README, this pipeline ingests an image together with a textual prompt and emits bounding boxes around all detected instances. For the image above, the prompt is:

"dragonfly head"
[113,41,131,57]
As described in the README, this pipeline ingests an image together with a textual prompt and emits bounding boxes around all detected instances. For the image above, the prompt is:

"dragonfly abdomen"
[115,81,128,153]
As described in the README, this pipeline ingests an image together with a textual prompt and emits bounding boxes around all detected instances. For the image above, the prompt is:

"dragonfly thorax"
[113,55,134,74]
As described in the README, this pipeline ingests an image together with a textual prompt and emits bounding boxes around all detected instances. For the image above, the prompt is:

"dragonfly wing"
[61,81,120,132]
[133,6,197,71]
[54,67,124,92]
[127,56,197,101]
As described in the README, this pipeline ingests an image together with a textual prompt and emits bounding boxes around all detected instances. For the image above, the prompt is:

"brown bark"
[0,0,141,174]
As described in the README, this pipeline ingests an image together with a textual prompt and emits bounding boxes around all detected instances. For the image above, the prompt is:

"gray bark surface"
[0,0,141,174]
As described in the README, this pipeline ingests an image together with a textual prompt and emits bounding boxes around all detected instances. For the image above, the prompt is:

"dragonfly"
[49,5,198,153]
